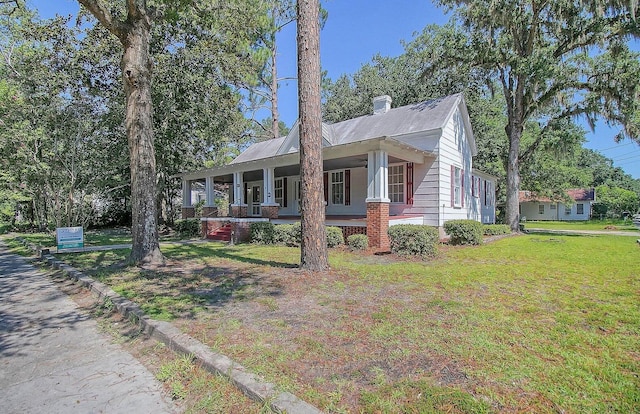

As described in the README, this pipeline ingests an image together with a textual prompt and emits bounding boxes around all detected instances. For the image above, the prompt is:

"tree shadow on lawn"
[165,243,299,269]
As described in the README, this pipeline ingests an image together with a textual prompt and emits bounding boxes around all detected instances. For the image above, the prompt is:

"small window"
[550,204,556,210]
[539,204,545,214]
[577,203,584,215]
[331,171,344,205]
[565,206,571,215]
[388,165,404,203]
[453,167,462,207]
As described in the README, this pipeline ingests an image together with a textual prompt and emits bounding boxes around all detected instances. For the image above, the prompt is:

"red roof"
[519,188,595,203]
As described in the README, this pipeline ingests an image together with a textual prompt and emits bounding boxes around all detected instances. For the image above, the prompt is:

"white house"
[178,94,497,248]
[519,188,596,221]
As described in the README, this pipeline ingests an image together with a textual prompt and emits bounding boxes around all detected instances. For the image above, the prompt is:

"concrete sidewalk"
[0,242,177,414]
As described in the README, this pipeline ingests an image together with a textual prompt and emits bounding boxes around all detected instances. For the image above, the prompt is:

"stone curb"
[16,237,323,414]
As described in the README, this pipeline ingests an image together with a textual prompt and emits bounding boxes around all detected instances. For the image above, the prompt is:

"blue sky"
[28,0,640,179]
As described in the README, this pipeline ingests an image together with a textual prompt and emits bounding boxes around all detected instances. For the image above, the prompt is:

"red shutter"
[450,165,454,207]
[323,172,328,204]
[345,169,351,206]
[406,163,414,205]
[461,169,465,207]
[283,177,288,207]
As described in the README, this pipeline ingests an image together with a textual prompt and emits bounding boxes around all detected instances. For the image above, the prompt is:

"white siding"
[520,202,558,221]
[326,167,367,215]
[437,107,475,226]
[558,202,592,221]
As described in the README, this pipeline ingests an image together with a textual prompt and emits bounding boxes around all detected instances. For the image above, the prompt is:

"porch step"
[207,224,232,242]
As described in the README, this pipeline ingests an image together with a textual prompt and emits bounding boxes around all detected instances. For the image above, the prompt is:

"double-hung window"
[274,178,284,207]
[577,203,584,214]
[388,165,404,203]
[453,166,462,207]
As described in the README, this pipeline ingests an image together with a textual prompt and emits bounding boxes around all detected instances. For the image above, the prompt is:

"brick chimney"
[373,95,392,115]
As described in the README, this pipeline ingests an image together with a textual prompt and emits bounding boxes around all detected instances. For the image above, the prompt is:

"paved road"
[0,242,177,414]
[526,228,640,237]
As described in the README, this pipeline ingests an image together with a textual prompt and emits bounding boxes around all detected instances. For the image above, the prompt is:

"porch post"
[181,179,195,219]
[231,172,247,218]
[366,150,390,250]
[261,167,279,219]
[202,176,217,217]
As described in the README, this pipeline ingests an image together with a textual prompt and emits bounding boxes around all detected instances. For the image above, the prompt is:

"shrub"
[273,224,294,245]
[174,218,200,238]
[326,226,345,247]
[388,225,439,257]
[250,222,274,244]
[273,222,301,246]
[347,234,368,250]
[289,222,302,246]
[444,220,483,245]
[483,224,511,236]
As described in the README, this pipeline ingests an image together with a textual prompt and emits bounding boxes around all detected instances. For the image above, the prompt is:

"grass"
[11,226,190,250]
[9,231,640,413]
[525,218,639,231]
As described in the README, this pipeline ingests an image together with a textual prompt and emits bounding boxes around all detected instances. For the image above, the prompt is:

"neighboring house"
[178,94,497,248]
[519,188,596,221]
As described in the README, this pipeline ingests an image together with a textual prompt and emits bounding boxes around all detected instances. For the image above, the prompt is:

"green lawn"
[10,232,640,413]
[525,219,639,231]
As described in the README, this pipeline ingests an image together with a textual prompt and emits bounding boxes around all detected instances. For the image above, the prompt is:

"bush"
[250,222,274,244]
[388,225,439,257]
[272,222,301,246]
[347,234,368,250]
[175,218,200,238]
[483,224,511,236]
[326,226,345,247]
[444,220,483,245]
[273,224,293,244]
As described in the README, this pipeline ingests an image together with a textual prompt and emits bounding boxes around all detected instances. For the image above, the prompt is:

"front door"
[251,185,261,216]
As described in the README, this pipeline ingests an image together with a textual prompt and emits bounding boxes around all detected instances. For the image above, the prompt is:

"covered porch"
[178,137,429,249]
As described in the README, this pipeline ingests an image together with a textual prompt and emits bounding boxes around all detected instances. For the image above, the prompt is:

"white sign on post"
[56,227,84,250]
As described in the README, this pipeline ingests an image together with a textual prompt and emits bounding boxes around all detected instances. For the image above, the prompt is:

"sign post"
[56,227,84,251]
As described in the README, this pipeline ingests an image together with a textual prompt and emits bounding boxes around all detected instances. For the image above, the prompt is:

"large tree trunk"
[297,0,328,271]
[504,112,524,232]
[122,17,164,265]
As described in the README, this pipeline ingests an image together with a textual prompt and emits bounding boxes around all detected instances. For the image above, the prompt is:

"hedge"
[444,220,483,245]
[347,234,368,250]
[250,222,274,244]
[175,218,200,238]
[388,224,439,257]
[483,224,511,236]
[326,226,345,247]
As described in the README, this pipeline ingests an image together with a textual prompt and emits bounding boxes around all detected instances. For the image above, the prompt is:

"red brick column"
[181,206,195,219]
[230,205,248,218]
[366,202,390,250]
[261,205,279,219]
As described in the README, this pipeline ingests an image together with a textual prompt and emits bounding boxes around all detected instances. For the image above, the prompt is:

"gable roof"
[231,93,475,165]
[519,188,596,203]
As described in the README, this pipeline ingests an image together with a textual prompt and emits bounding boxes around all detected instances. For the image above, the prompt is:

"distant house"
[519,188,596,221]
[177,94,497,247]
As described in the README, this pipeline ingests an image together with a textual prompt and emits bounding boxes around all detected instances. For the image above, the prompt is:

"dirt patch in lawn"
[131,256,482,412]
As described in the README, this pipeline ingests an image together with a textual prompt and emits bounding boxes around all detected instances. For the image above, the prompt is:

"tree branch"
[77,0,128,42]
